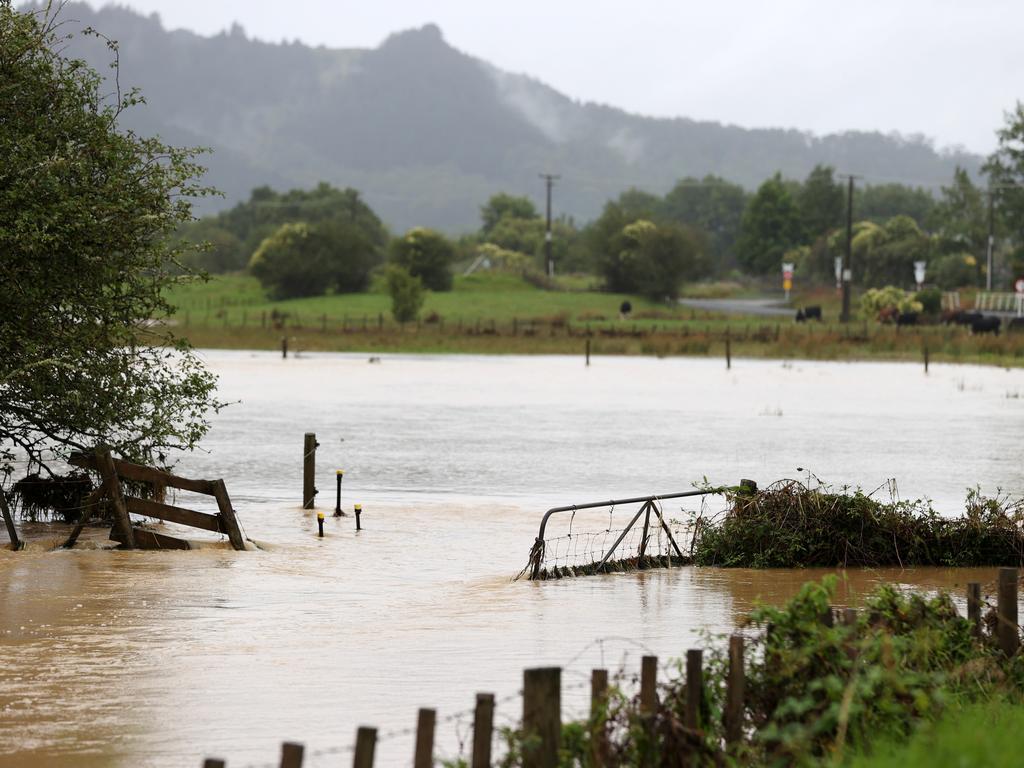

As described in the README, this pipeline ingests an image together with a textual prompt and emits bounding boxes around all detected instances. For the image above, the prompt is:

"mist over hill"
[38,3,982,232]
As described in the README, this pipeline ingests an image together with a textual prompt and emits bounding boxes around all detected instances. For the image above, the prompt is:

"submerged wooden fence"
[200,571,1021,767]
[65,447,247,551]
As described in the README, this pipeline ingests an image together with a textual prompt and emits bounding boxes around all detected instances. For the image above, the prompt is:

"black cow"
[1007,317,1024,333]
[796,305,822,322]
[896,312,918,327]
[971,315,1001,335]
[954,311,983,326]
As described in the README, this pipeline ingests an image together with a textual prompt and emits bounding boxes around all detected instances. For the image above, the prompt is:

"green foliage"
[914,286,942,314]
[931,252,979,290]
[860,286,923,318]
[930,166,987,259]
[984,101,1024,253]
[662,175,747,273]
[798,165,846,241]
[492,575,1024,767]
[692,481,1024,568]
[857,183,937,227]
[249,216,383,299]
[0,2,220,476]
[480,192,539,234]
[182,183,388,274]
[737,174,805,275]
[385,265,424,322]
[831,216,932,288]
[600,219,706,300]
[390,227,457,291]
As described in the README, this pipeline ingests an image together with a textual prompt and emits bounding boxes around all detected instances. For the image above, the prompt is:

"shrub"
[386,265,424,323]
[391,227,456,291]
[915,286,943,314]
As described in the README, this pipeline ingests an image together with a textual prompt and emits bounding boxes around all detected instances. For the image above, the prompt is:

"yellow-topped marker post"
[355,504,362,531]
[334,470,346,517]
[317,511,325,538]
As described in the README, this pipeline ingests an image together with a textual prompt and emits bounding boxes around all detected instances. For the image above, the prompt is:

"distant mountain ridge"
[34,3,982,232]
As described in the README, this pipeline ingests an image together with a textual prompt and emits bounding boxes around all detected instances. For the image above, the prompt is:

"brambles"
[692,481,1024,568]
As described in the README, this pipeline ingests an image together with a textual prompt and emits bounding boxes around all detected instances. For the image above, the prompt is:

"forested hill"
[41,3,981,232]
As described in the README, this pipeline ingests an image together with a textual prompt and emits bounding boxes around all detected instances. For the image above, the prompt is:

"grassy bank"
[164,274,1024,366]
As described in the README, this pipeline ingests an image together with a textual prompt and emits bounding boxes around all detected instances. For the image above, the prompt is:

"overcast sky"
[90,0,1020,155]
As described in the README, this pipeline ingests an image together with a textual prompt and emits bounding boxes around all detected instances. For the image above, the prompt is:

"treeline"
[181,104,1024,303]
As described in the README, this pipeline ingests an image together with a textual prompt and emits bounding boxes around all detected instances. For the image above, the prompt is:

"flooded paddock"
[1,353,1022,766]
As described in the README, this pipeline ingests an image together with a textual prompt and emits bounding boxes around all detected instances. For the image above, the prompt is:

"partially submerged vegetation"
[693,481,1024,568]
[461,576,1024,767]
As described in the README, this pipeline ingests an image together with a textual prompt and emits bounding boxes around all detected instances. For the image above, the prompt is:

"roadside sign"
[782,262,794,299]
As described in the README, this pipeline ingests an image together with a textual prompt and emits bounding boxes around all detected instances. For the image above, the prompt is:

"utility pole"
[987,189,995,291]
[839,175,860,323]
[540,173,560,277]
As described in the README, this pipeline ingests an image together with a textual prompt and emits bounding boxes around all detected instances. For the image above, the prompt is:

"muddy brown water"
[2,353,1022,767]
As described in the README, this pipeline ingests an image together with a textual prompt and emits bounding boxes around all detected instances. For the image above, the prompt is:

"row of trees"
[182,110,1024,303]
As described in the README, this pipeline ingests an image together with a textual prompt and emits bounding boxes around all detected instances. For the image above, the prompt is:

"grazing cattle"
[796,306,822,322]
[953,311,983,326]
[619,300,633,319]
[896,312,918,327]
[971,315,1001,335]
[877,306,900,324]
[1007,317,1024,333]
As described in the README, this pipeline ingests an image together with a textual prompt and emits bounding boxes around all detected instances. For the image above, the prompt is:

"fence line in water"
[202,571,1021,767]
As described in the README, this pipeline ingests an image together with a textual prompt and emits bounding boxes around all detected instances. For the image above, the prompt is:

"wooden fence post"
[353,727,377,768]
[523,667,560,768]
[202,759,225,768]
[1,488,21,551]
[303,433,317,510]
[997,568,1019,657]
[590,669,609,768]
[95,446,135,549]
[472,693,495,768]
[414,708,435,768]
[685,649,702,730]
[967,582,982,638]
[212,479,246,551]
[725,635,745,745]
[280,742,304,768]
[641,655,658,767]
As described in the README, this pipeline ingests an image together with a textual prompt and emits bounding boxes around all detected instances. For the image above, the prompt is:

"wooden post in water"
[281,337,288,359]
[303,433,317,510]
[202,760,225,768]
[967,582,982,638]
[523,667,560,768]
[685,649,702,730]
[726,331,732,370]
[585,339,591,367]
[1,489,21,551]
[924,345,929,373]
[725,636,745,746]
[212,479,246,551]
[472,693,495,768]
[353,727,376,768]
[95,446,135,549]
[414,708,435,768]
[997,568,1019,657]
[590,670,609,768]
[280,742,304,768]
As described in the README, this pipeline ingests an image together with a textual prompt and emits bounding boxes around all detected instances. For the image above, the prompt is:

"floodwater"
[1,353,1023,767]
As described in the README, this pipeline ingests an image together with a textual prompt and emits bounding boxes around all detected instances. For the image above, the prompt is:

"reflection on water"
[1,353,1022,766]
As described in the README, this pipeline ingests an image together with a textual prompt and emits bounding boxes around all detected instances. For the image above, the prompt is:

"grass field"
[162,273,1024,367]
[848,698,1024,768]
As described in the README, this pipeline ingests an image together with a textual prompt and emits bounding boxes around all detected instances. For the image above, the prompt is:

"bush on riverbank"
[692,481,1024,568]
[471,576,1023,767]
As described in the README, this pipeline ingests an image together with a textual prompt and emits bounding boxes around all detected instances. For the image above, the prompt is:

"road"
[678,297,795,317]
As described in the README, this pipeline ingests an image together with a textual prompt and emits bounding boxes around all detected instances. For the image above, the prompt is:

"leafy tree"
[930,252,979,290]
[736,174,805,274]
[984,102,1024,283]
[385,265,424,322]
[486,215,545,256]
[832,216,932,288]
[798,165,845,241]
[930,167,987,259]
[249,215,382,299]
[480,193,538,234]
[601,219,705,299]
[661,175,746,272]
[390,227,456,291]
[182,182,388,272]
[856,183,936,226]
[178,220,246,273]
[0,2,219,477]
